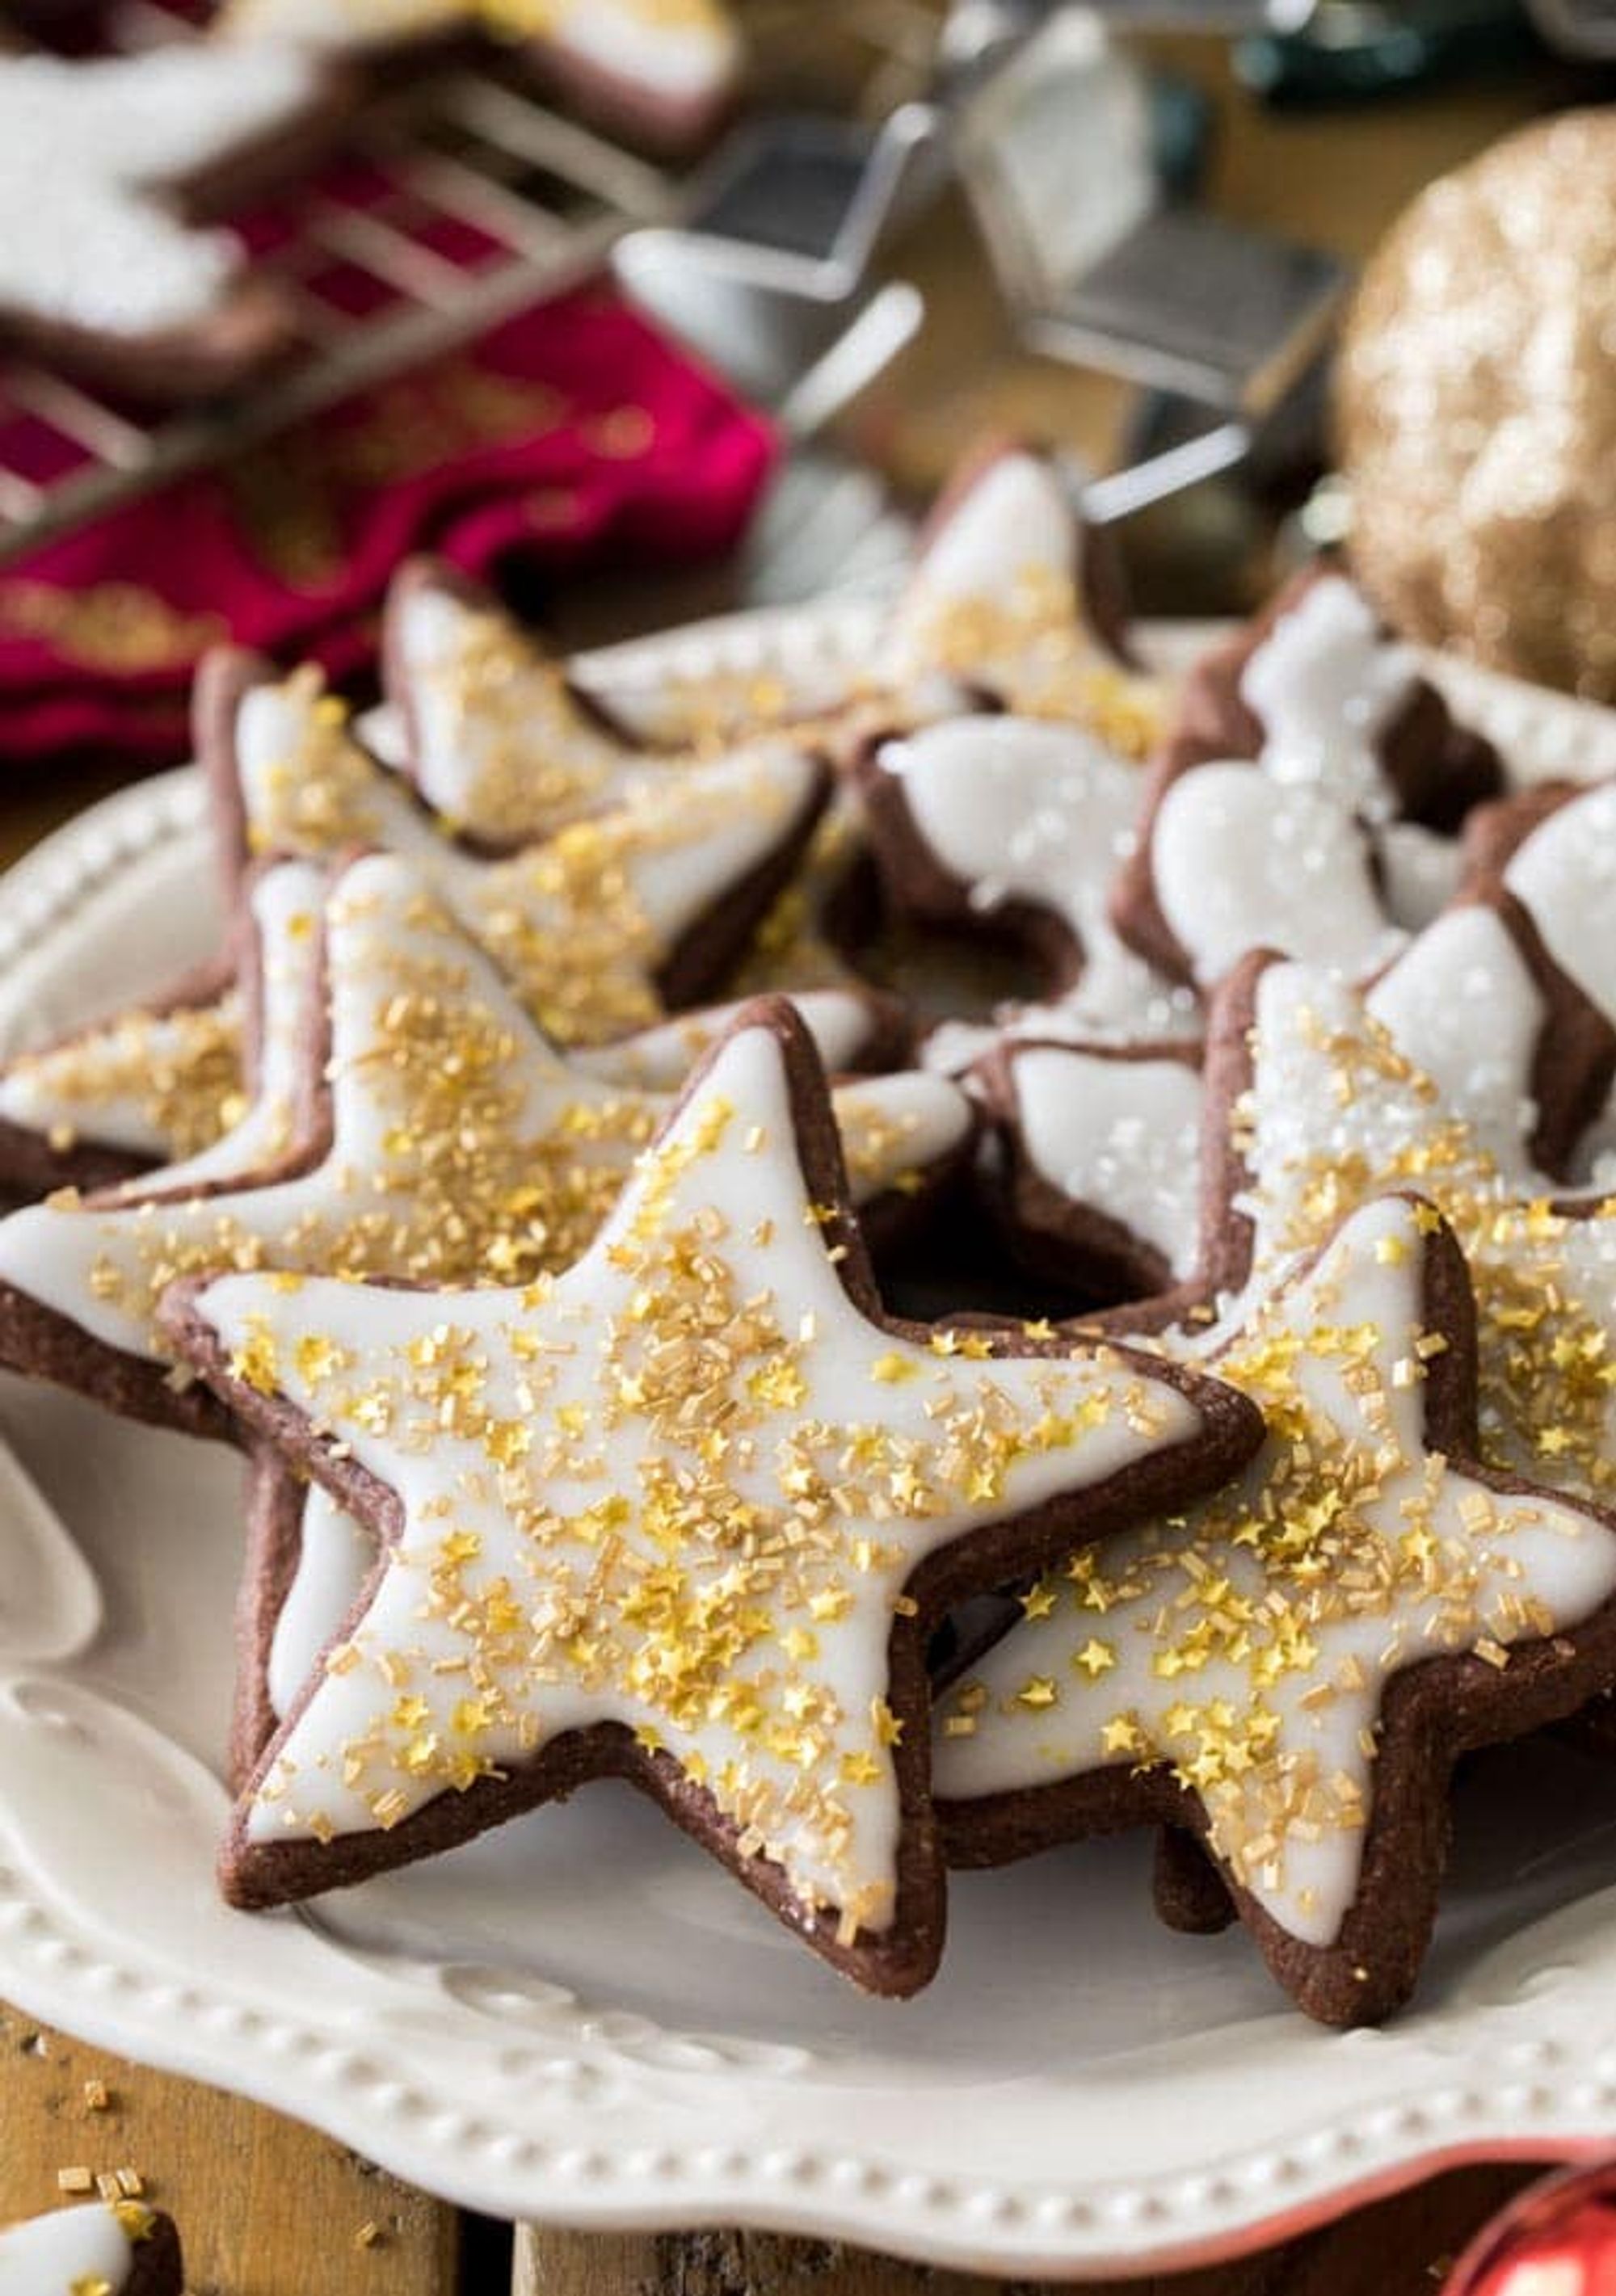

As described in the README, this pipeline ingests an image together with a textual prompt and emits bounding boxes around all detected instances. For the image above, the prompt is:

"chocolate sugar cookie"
[936,1191,1616,2025]
[163,999,1260,1993]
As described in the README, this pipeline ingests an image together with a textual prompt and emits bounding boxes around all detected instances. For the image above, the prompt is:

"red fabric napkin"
[0,288,776,768]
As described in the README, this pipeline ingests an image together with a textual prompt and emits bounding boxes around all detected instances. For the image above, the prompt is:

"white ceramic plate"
[2,617,1616,2281]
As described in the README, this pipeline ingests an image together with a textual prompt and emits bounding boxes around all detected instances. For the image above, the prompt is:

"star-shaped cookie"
[0,854,972,1434]
[382,559,689,847]
[978,893,1615,1330]
[870,444,1157,734]
[1201,948,1616,1505]
[0,42,339,400]
[935,1190,1616,2025]
[1113,570,1502,995]
[199,648,829,1045]
[600,444,1165,762]
[161,999,1259,1991]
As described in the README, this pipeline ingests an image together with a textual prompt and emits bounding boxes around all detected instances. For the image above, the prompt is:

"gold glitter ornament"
[1337,110,1616,703]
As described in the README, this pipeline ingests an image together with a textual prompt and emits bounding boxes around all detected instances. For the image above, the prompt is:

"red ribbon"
[0,287,776,768]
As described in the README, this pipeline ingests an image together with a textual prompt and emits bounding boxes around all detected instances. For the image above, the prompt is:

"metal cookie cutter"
[614,1,1349,523]
[949,2,1348,520]
[612,103,936,440]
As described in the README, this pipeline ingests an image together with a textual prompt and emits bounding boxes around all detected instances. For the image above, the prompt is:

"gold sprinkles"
[204,1025,1191,1945]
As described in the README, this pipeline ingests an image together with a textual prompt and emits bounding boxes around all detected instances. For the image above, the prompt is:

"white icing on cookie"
[1152,764,1407,989]
[922,992,1201,1080]
[262,1072,970,1722]
[575,990,881,1092]
[1373,819,1464,931]
[1012,1048,1203,1280]
[831,1070,973,1202]
[394,581,636,843]
[0,45,320,338]
[1500,782,1616,1190]
[230,667,821,1045]
[936,1192,1616,1946]
[151,863,326,1190]
[1503,780,1616,1031]
[876,454,1165,744]
[0,857,962,1363]
[1366,905,1546,1177]
[918,1018,1003,1078]
[1240,576,1416,823]
[0,863,321,1176]
[0,990,246,1165]
[1228,961,1616,1501]
[269,1485,376,1719]
[0,2203,135,2294]
[880,716,1193,1039]
[195,1019,1213,1933]
[885,456,1079,705]
[553,450,1158,756]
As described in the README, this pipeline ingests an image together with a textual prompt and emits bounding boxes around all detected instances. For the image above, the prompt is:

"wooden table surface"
[0,22,1600,2294]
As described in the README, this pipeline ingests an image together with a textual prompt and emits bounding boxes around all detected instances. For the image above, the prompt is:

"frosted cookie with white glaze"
[968,892,1614,1348]
[0,855,974,1434]
[217,0,742,154]
[1195,947,1616,1505]
[0,43,343,401]
[1175,566,1500,831]
[0,2201,183,2296]
[162,998,1260,1991]
[197,648,829,1045]
[856,714,1197,1062]
[935,1190,1616,2025]
[1113,567,1502,993]
[382,559,702,848]
[233,1461,370,1789]
[601,444,1166,760]
[870,442,1153,730]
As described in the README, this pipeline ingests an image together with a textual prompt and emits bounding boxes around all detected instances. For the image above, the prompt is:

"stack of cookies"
[2,443,1614,2028]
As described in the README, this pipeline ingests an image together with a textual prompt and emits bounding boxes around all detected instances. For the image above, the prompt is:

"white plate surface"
[1,616,1615,2278]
